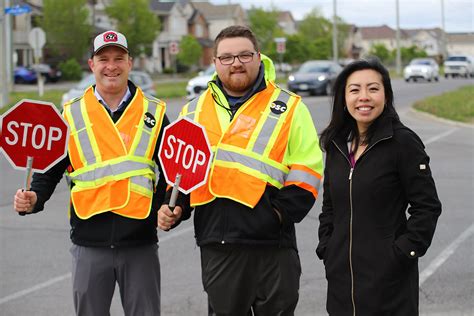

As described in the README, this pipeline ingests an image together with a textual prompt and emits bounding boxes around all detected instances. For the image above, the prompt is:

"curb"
[409,107,474,129]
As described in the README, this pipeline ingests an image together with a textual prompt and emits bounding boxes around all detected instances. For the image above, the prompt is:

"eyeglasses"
[215,52,256,65]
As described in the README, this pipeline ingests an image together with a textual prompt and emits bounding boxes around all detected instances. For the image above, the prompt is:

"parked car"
[444,55,474,78]
[186,65,215,100]
[31,64,62,82]
[287,60,342,95]
[61,71,156,106]
[403,58,439,82]
[14,66,37,84]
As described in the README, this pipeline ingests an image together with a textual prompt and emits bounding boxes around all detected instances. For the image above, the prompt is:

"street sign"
[158,117,212,194]
[275,37,286,54]
[169,41,179,55]
[0,99,69,173]
[28,27,46,59]
[4,4,32,16]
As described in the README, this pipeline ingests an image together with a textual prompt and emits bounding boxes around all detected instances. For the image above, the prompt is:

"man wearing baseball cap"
[14,30,169,315]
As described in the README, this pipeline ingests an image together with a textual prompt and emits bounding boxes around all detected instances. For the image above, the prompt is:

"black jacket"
[316,117,441,315]
[30,82,169,247]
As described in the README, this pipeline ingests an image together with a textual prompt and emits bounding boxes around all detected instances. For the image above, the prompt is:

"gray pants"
[70,244,160,316]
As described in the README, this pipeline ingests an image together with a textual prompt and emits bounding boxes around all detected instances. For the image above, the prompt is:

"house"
[10,0,43,67]
[404,28,444,58]
[446,32,474,56]
[191,1,247,40]
[278,11,297,35]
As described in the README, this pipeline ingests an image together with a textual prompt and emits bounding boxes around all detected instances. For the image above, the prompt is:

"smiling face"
[214,37,261,97]
[88,45,132,96]
[345,69,386,133]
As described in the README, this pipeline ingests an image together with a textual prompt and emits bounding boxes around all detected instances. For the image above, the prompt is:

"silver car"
[403,58,439,82]
[61,71,156,106]
[287,60,342,96]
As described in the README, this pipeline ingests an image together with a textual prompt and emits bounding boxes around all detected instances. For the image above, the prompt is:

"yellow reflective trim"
[262,94,296,157]
[131,182,153,196]
[214,160,283,189]
[80,98,104,163]
[246,88,281,152]
[73,168,153,188]
[217,143,289,173]
[64,102,88,167]
[69,155,153,177]
[145,99,165,159]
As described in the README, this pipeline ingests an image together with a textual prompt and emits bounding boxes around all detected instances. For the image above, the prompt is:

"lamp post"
[332,0,338,63]
[395,0,402,75]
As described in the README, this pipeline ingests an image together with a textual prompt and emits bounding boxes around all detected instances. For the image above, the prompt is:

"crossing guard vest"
[182,68,322,208]
[63,86,165,219]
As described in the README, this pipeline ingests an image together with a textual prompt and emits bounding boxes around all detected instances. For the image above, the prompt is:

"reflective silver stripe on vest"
[131,175,152,188]
[70,99,96,164]
[70,160,153,182]
[216,149,286,185]
[134,100,158,157]
[185,97,200,117]
[286,169,321,190]
[253,91,291,155]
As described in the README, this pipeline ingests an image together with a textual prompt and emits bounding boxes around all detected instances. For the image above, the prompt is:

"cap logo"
[103,32,118,43]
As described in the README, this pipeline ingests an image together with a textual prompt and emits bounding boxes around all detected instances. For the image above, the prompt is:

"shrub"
[58,58,83,80]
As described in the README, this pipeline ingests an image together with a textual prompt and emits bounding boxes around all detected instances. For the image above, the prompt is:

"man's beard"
[221,68,254,95]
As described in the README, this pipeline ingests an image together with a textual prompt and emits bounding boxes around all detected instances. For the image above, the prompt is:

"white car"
[403,58,439,82]
[186,65,215,100]
[444,55,474,78]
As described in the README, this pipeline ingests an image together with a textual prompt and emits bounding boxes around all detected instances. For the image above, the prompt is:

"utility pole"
[440,0,447,60]
[395,0,402,75]
[332,0,338,63]
[0,0,9,108]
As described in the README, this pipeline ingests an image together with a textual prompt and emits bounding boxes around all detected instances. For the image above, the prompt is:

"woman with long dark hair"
[317,58,442,315]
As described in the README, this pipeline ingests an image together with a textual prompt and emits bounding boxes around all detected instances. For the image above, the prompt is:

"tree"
[369,43,392,63]
[400,45,428,64]
[248,6,283,58]
[40,0,92,61]
[177,35,202,69]
[106,0,160,58]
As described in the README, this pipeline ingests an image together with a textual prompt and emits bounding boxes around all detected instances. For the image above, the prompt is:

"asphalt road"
[1,77,473,315]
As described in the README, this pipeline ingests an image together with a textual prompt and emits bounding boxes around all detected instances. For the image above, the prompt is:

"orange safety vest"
[63,86,165,219]
[184,81,318,208]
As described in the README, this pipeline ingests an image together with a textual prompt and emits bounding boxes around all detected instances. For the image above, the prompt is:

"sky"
[212,0,473,33]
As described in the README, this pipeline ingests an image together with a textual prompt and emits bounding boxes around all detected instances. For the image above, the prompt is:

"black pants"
[201,244,301,316]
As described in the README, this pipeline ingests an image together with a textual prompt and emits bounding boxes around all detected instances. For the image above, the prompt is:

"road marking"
[0,226,194,306]
[423,127,457,145]
[0,273,71,305]
[420,222,474,285]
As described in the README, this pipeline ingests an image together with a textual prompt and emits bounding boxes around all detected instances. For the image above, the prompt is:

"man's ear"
[87,59,94,72]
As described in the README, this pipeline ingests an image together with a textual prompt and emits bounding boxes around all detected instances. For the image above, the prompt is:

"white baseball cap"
[92,30,129,56]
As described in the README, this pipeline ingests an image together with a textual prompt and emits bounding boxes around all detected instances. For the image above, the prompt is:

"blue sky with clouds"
[212,0,473,32]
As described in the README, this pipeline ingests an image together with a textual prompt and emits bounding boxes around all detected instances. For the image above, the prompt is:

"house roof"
[192,2,241,20]
[447,32,474,43]
[278,11,295,22]
[150,0,175,13]
[358,25,410,39]
[404,27,444,39]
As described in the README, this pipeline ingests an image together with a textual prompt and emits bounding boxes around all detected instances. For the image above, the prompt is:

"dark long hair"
[319,57,399,152]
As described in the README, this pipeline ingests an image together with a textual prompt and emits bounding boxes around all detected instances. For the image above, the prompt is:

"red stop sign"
[0,99,69,173]
[158,117,212,194]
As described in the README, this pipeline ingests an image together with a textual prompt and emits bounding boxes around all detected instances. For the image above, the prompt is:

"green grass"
[156,81,187,99]
[413,85,474,123]
[1,90,65,115]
